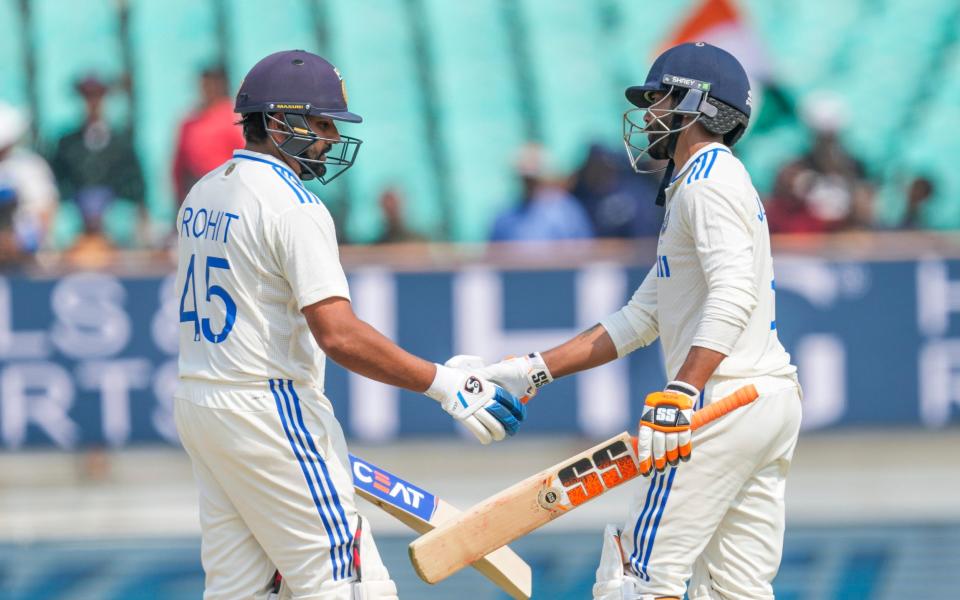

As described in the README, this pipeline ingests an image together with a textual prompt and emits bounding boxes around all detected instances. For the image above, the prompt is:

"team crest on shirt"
[660,207,671,234]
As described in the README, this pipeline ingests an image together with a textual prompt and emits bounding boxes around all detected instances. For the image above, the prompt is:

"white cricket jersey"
[601,143,795,382]
[175,149,350,391]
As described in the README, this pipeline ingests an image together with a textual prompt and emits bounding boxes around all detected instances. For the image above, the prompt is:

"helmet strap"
[655,112,684,206]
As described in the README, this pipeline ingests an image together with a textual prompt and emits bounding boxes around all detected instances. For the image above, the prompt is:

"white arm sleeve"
[599,265,659,357]
[683,180,758,354]
[272,207,351,310]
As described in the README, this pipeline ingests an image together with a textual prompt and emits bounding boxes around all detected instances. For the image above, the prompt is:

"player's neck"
[244,141,303,176]
[673,128,725,170]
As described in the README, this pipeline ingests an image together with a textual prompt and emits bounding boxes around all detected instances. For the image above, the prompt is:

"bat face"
[408,433,640,584]
[540,434,640,511]
[350,454,533,599]
[410,384,759,586]
[350,454,438,523]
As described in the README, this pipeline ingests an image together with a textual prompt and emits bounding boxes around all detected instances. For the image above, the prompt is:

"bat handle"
[629,384,759,454]
[690,384,758,431]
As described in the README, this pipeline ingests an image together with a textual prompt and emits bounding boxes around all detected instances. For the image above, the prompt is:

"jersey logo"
[755,195,766,222]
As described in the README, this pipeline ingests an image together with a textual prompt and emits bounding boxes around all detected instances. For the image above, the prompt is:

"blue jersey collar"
[232,149,298,178]
[668,142,729,186]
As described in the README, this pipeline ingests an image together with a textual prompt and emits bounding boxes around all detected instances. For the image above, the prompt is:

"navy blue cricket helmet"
[622,42,752,202]
[236,50,362,183]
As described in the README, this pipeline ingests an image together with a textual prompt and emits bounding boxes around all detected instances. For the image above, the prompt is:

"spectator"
[0,193,22,268]
[775,92,875,231]
[374,186,426,244]
[50,74,146,245]
[900,176,935,230]
[570,143,662,238]
[172,66,244,204]
[0,103,59,264]
[62,186,118,270]
[490,143,593,242]
[764,163,827,234]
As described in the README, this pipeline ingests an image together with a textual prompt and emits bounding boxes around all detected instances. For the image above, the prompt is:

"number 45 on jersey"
[180,253,236,344]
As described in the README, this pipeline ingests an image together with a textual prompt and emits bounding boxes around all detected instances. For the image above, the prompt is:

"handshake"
[425,353,554,445]
[429,353,701,475]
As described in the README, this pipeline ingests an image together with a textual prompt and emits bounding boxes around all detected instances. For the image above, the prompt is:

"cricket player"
[453,43,801,599]
[174,50,525,600]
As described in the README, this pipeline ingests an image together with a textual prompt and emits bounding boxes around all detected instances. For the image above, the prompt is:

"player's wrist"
[425,364,461,403]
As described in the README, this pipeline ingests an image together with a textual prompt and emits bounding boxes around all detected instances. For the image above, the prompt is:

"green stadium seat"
[16,0,960,241]
[894,36,960,228]
[613,0,696,75]
[29,0,126,144]
[128,0,220,221]
[518,0,623,172]
[421,0,527,241]
[225,0,320,85]
[322,0,441,242]
[0,0,28,108]
[747,0,863,92]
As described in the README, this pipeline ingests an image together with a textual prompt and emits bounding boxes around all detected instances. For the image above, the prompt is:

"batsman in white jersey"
[452,43,801,599]
[174,50,526,600]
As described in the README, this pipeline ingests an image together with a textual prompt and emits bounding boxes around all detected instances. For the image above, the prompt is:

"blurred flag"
[661,0,794,134]
[660,0,772,83]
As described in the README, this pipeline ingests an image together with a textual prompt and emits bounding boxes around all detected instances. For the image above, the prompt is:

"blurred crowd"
[0,71,938,270]
[0,66,241,269]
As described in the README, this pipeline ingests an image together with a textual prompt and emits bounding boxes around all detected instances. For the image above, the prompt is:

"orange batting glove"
[637,381,697,476]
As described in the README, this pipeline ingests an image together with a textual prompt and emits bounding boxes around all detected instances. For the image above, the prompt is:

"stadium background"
[2,0,960,598]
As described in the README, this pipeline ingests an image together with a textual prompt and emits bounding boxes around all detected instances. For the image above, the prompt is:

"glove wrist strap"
[425,364,459,403]
[665,380,698,397]
[527,352,554,389]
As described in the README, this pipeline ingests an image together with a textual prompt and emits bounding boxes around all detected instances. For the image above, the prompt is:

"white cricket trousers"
[618,375,802,599]
[175,378,378,600]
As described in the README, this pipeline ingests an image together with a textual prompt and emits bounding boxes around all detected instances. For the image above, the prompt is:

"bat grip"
[690,384,758,431]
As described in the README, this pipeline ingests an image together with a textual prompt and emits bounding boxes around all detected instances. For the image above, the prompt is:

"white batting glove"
[446,353,553,401]
[637,381,696,476]
[425,364,527,445]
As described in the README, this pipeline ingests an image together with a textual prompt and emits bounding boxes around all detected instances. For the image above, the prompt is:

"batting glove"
[426,364,527,445]
[446,353,553,402]
[637,381,697,476]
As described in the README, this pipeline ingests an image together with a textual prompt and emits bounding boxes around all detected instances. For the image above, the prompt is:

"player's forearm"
[596,265,660,357]
[541,323,619,379]
[673,345,727,390]
[304,298,435,392]
[324,321,436,392]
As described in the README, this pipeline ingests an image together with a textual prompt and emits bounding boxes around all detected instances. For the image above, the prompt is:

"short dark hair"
[238,112,267,143]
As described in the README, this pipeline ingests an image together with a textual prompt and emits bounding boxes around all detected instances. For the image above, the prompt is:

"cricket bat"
[349,454,532,599]
[408,384,759,585]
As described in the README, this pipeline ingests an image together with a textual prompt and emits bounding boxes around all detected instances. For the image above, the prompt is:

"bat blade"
[350,455,532,599]
[408,384,758,584]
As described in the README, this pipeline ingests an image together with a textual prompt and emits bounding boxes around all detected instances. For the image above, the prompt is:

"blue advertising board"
[1,255,959,447]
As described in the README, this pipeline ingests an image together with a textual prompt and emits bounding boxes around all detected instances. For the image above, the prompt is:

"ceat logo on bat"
[349,455,437,522]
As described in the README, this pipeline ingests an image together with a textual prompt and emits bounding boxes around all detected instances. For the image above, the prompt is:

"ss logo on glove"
[654,406,681,426]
